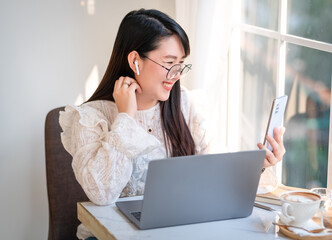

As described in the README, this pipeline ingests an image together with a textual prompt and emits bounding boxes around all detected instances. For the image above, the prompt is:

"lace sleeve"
[59,105,161,205]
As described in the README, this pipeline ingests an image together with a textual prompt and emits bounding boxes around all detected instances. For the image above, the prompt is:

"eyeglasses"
[144,56,192,80]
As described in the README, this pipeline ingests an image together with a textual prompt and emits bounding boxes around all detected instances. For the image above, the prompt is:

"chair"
[45,107,89,240]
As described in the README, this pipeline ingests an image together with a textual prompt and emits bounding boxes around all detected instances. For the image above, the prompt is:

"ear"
[128,51,141,76]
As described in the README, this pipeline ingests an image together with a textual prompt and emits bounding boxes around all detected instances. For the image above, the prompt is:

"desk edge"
[77,202,117,240]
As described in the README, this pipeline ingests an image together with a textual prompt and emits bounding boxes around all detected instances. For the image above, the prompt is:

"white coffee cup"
[279,191,321,227]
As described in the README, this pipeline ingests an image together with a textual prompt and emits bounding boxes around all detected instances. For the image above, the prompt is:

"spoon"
[273,222,332,234]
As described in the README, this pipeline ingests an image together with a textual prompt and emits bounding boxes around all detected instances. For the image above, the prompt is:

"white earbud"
[134,60,140,76]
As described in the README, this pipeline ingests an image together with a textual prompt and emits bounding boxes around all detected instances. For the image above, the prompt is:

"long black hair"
[88,9,196,157]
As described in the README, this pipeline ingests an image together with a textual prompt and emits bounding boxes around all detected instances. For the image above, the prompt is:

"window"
[229,0,332,188]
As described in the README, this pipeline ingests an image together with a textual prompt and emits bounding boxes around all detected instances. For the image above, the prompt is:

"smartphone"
[264,95,288,151]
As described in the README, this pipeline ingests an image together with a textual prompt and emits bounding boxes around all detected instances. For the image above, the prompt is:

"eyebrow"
[163,55,186,60]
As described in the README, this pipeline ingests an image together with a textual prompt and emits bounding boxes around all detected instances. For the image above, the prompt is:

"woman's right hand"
[113,76,142,118]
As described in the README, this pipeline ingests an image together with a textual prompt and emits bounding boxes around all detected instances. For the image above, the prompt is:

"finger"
[257,142,264,150]
[257,143,280,168]
[123,82,131,88]
[266,134,278,148]
[273,127,281,143]
[135,83,143,94]
[133,80,142,94]
[123,77,136,84]
[266,133,285,154]
[264,153,279,168]
[257,143,272,168]
[257,142,272,157]
[122,79,131,88]
[121,77,138,89]
[113,77,127,101]
[265,134,278,154]
[123,77,142,93]
[115,76,125,90]
[269,129,286,156]
[273,127,284,144]
[128,82,142,94]
[273,127,286,153]
[125,77,137,84]
[265,135,282,159]
[266,149,279,165]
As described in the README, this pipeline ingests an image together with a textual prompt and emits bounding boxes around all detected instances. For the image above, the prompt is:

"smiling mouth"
[163,82,173,88]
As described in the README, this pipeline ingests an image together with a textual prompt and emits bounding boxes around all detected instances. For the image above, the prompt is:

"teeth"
[163,82,172,88]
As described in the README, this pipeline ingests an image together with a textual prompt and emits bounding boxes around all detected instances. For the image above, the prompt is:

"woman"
[59,9,285,239]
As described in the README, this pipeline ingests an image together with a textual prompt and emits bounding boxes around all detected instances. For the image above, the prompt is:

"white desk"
[78,196,289,240]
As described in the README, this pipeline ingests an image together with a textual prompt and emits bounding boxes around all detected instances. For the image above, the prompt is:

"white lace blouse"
[59,86,277,239]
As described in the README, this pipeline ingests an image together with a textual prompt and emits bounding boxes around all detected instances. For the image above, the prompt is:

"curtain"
[175,0,236,152]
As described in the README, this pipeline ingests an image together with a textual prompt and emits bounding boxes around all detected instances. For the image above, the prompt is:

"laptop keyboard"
[131,211,141,221]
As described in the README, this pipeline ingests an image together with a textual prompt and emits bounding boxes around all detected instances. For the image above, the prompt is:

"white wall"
[0,1,175,239]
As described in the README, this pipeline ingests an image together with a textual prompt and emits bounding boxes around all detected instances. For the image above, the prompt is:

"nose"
[169,71,181,82]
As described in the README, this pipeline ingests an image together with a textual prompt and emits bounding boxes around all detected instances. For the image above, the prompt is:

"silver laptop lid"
[139,150,265,229]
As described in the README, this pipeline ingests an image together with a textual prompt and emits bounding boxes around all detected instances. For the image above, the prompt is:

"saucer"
[277,211,322,229]
[276,219,332,240]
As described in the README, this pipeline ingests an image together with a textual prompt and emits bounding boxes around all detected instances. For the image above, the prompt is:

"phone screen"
[264,95,288,151]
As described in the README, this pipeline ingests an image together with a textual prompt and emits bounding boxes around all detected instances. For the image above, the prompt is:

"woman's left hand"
[257,127,286,168]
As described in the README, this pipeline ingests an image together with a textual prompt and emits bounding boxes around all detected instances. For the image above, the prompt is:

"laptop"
[116,150,265,230]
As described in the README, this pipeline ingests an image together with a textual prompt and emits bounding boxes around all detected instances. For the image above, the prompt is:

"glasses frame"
[144,56,192,80]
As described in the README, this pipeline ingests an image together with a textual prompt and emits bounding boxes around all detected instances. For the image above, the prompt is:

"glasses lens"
[167,65,182,80]
[180,64,192,77]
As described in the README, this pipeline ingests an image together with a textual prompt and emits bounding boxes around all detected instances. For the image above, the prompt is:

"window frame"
[228,0,332,188]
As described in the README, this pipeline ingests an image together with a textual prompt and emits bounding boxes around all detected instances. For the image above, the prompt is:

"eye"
[166,62,174,65]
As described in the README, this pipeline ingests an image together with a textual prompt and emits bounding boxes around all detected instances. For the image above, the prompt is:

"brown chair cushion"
[45,107,89,240]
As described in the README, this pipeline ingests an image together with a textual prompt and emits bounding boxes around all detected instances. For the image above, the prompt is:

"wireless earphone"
[134,60,140,76]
